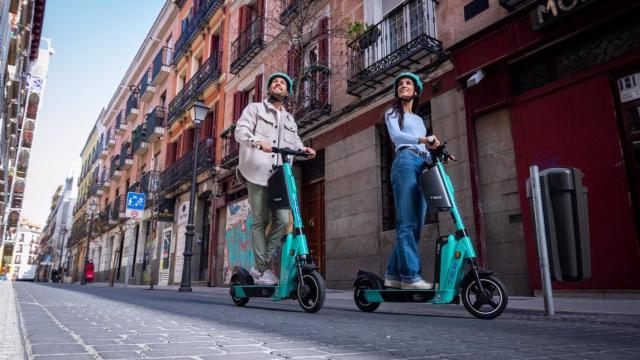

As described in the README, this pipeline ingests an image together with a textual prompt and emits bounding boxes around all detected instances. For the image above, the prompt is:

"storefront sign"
[531,0,597,30]
[618,73,640,103]
[157,198,175,222]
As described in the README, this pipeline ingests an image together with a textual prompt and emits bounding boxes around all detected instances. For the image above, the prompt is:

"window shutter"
[318,17,329,105]
[253,73,263,102]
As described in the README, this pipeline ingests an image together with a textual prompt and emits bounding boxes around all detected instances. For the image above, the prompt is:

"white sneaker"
[401,279,434,290]
[384,278,401,288]
[256,269,278,285]
[249,267,261,282]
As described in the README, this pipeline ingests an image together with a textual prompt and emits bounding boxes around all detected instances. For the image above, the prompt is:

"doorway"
[302,181,325,276]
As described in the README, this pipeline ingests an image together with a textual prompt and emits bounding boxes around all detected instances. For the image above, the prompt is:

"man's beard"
[267,92,287,103]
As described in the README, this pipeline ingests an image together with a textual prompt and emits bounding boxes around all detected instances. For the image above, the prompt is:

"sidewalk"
[0,281,25,360]
[81,282,640,317]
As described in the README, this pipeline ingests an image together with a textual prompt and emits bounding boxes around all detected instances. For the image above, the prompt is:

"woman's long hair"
[388,96,420,130]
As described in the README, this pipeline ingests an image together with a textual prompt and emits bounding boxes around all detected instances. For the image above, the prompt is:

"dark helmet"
[267,72,294,97]
[393,72,423,98]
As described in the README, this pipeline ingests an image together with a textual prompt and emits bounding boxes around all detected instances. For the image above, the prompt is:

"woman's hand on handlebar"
[420,135,441,150]
[255,140,273,153]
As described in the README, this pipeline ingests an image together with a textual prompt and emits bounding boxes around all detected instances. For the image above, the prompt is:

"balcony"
[140,67,155,102]
[140,170,160,204]
[114,110,127,134]
[220,132,239,169]
[167,52,222,126]
[293,66,331,129]
[110,156,122,180]
[132,124,149,156]
[126,93,139,122]
[99,147,108,159]
[99,179,110,191]
[230,17,265,74]
[152,47,172,86]
[120,154,133,170]
[346,0,444,96]
[144,107,166,142]
[106,130,116,148]
[280,0,315,26]
[111,195,125,221]
[160,138,215,194]
[172,0,224,65]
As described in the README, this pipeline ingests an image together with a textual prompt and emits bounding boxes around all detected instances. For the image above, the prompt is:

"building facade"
[65,0,640,295]
[0,0,45,245]
[5,218,41,280]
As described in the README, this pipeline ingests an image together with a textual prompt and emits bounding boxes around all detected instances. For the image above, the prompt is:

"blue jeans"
[386,150,429,283]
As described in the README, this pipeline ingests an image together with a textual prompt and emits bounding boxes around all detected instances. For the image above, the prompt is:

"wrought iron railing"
[160,138,215,194]
[110,156,120,177]
[167,51,222,126]
[173,0,224,64]
[292,65,331,127]
[139,67,153,95]
[126,92,139,117]
[115,110,126,131]
[230,17,265,74]
[280,0,307,26]
[132,124,147,153]
[346,0,442,96]
[144,107,166,141]
[111,195,124,221]
[151,47,172,82]
[140,170,160,194]
[221,135,240,168]
[119,143,133,168]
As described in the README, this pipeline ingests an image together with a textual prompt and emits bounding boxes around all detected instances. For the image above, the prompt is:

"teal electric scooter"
[353,144,508,319]
[230,147,326,313]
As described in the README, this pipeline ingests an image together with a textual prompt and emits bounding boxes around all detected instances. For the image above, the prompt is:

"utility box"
[527,167,591,282]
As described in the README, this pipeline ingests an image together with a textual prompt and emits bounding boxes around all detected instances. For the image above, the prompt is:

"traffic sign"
[125,192,146,219]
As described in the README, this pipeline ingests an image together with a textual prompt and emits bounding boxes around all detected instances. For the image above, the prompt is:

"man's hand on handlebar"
[302,147,316,159]
[255,140,273,153]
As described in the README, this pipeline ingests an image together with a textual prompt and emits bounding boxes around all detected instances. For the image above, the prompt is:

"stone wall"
[324,126,382,289]
[475,109,530,295]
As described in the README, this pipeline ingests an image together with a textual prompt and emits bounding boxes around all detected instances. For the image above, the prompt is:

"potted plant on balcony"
[220,123,236,139]
[346,22,381,50]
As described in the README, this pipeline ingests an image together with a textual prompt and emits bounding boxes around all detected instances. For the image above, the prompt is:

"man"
[234,72,316,285]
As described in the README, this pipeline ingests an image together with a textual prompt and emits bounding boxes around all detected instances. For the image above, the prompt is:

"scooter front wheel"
[297,271,326,313]
[461,274,508,319]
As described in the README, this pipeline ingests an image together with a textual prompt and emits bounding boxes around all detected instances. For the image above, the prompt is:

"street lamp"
[58,226,68,282]
[81,199,98,285]
[179,100,208,292]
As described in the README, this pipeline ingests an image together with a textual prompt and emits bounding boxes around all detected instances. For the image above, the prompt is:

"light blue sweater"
[384,109,431,160]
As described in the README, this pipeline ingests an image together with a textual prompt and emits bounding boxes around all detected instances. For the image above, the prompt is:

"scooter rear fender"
[353,269,384,289]
[231,266,255,286]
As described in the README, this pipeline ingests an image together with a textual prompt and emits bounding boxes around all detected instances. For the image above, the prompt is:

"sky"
[21,0,166,227]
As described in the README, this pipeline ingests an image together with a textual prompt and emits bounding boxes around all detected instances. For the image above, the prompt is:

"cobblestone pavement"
[6,282,640,360]
[0,282,25,360]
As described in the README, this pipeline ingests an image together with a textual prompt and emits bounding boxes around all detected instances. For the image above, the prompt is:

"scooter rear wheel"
[297,271,326,313]
[461,274,508,319]
[353,277,380,312]
[230,280,249,307]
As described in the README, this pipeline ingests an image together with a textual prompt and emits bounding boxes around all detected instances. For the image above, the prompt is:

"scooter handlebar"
[430,143,456,163]
[271,147,309,158]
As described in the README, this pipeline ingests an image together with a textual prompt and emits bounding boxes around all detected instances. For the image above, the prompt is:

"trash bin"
[527,167,590,282]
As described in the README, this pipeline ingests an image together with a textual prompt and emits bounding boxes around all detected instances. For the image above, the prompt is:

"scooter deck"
[231,285,282,299]
[364,288,458,304]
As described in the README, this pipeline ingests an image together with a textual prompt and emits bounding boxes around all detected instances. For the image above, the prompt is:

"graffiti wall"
[223,199,254,284]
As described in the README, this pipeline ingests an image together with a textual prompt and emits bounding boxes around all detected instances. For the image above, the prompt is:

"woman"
[384,72,440,290]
